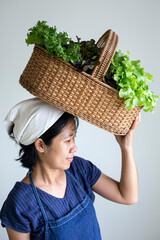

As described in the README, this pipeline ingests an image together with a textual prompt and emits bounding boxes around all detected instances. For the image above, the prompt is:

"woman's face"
[40,118,77,170]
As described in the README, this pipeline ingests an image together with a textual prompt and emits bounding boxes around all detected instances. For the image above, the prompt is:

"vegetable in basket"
[103,50,159,112]
[25,20,159,112]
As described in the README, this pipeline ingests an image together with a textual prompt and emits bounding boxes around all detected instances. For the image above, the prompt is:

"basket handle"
[91,29,119,81]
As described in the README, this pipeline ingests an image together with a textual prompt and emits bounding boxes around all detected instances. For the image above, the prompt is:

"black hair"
[16,112,79,169]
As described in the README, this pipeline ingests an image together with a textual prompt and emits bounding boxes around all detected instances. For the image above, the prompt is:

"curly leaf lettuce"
[25,21,101,72]
[25,21,81,63]
[104,50,159,112]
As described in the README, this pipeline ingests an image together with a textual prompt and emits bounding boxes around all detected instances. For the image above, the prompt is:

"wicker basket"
[19,29,141,135]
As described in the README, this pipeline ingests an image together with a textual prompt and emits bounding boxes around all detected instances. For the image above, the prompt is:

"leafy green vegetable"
[103,50,159,112]
[25,21,101,73]
[25,21,159,112]
[26,20,81,63]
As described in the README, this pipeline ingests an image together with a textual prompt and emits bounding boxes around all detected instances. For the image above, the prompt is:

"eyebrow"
[64,130,77,139]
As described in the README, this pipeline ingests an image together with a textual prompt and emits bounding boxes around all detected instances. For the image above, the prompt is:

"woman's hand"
[114,112,141,150]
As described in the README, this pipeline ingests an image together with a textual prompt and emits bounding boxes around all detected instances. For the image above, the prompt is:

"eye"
[65,135,76,143]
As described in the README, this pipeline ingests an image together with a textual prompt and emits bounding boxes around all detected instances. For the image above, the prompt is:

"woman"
[0,97,141,240]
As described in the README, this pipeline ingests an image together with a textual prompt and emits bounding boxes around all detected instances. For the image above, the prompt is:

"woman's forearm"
[118,146,138,204]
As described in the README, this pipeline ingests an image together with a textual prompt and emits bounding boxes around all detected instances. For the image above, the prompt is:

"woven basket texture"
[19,29,141,135]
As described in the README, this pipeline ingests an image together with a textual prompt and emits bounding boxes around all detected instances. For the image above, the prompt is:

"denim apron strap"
[28,170,49,239]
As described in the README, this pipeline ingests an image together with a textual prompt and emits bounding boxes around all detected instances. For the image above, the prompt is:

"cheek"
[54,142,69,156]
[47,141,70,161]
[61,142,70,152]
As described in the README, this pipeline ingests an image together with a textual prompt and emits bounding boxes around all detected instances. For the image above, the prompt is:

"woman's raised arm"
[92,113,141,205]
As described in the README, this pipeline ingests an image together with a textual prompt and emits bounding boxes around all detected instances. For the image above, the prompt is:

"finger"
[130,112,141,131]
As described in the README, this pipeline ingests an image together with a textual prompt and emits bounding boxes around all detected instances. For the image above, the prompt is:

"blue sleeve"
[0,188,31,233]
[73,156,101,187]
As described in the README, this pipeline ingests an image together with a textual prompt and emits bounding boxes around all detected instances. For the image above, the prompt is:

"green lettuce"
[103,50,159,112]
[25,20,81,63]
[25,21,101,72]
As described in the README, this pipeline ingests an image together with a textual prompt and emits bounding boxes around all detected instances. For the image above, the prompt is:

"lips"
[66,157,73,162]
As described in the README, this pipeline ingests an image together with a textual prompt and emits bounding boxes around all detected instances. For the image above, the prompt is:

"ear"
[34,138,45,153]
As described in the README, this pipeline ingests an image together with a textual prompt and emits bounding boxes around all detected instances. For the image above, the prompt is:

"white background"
[0,0,160,239]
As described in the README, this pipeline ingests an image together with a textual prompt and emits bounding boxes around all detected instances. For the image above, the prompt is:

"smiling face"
[35,118,77,170]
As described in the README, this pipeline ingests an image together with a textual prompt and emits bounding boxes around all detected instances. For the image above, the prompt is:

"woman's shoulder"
[67,156,101,203]
[0,182,33,232]
[1,181,33,211]
[69,155,101,187]
[11,181,32,196]
[70,155,100,172]
[69,155,88,173]
[21,173,30,184]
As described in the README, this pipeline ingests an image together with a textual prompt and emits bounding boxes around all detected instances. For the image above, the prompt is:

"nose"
[70,143,77,153]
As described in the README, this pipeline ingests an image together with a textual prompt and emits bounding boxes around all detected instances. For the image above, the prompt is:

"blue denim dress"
[29,169,102,240]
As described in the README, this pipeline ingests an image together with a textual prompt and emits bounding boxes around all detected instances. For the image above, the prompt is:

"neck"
[31,163,65,186]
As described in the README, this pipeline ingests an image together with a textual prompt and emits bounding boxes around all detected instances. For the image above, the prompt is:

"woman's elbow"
[125,196,138,205]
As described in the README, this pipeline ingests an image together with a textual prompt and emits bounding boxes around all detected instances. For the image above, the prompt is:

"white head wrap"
[4,97,65,145]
